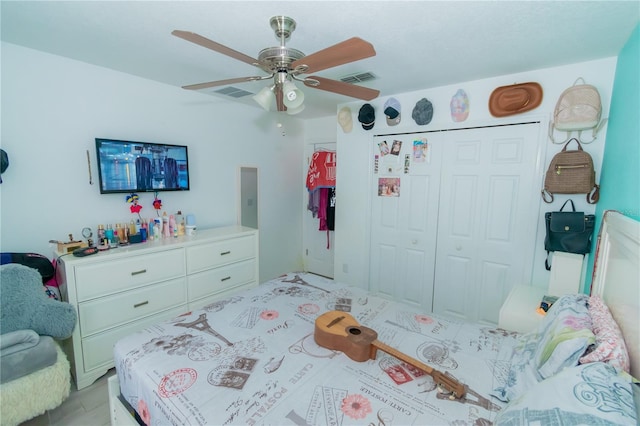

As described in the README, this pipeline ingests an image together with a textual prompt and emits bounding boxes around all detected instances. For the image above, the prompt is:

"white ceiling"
[2,1,638,119]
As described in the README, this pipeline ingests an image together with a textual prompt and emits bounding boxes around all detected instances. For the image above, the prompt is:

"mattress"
[114,272,517,425]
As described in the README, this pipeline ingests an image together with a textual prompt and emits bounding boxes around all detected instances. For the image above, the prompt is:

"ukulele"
[314,311,466,399]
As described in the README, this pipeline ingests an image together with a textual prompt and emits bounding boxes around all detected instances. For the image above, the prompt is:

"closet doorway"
[303,143,336,278]
[239,166,258,229]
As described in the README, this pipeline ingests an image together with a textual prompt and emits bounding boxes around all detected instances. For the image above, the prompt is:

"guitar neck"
[372,339,466,398]
[372,339,434,375]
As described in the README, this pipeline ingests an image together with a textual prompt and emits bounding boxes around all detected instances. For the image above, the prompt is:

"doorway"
[303,143,336,278]
[239,167,258,229]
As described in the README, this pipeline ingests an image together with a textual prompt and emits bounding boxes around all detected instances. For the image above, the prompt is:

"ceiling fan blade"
[291,37,376,74]
[181,76,262,91]
[274,86,287,112]
[305,76,380,101]
[172,30,259,67]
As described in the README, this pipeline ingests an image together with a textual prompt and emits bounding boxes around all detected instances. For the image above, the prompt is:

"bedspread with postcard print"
[114,272,517,425]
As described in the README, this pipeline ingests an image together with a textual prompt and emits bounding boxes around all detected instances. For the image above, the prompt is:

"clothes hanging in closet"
[306,150,336,248]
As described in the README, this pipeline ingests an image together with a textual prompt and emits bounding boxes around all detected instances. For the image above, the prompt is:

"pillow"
[495,362,637,425]
[0,264,77,338]
[579,295,631,373]
[534,293,594,379]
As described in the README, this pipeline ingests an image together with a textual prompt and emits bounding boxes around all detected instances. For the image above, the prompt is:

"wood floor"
[21,369,116,426]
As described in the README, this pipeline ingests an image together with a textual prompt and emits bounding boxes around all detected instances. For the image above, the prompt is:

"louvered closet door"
[433,123,541,324]
[369,134,444,310]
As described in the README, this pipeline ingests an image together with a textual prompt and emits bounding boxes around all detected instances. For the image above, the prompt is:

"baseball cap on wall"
[450,89,469,122]
[337,106,353,133]
[412,98,433,125]
[384,97,401,126]
[358,103,376,130]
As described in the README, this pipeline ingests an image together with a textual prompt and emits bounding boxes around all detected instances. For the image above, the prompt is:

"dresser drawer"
[186,235,255,274]
[187,259,256,301]
[81,305,187,372]
[78,278,187,337]
[75,249,186,301]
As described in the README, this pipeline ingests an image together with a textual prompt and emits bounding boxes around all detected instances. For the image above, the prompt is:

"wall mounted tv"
[95,138,190,194]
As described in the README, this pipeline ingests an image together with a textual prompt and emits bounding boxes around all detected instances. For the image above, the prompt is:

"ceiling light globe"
[282,81,304,109]
[286,104,305,115]
[253,86,275,111]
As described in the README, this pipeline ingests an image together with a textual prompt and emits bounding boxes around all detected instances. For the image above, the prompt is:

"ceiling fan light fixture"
[173,16,378,114]
[286,103,305,115]
[282,81,304,109]
[253,86,275,111]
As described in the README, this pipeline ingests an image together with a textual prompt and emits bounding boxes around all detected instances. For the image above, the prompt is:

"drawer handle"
[131,269,147,276]
[133,301,149,308]
[220,251,231,256]
[221,276,231,282]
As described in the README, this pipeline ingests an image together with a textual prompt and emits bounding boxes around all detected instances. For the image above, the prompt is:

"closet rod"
[373,120,540,138]
[311,141,336,152]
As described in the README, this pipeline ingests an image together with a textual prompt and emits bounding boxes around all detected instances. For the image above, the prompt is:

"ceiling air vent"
[339,71,377,84]
[214,86,254,98]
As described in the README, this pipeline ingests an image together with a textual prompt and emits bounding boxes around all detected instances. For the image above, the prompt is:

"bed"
[108,210,639,425]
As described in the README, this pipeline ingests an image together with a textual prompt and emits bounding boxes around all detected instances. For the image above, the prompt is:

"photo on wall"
[413,138,429,163]
[390,140,402,156]
[378,140,390,156]
[378,177,400,197]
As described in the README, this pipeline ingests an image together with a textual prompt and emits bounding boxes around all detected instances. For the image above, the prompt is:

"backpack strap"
[587,184,600,204]
[562,138,583,151]
[578,118,608,144]
[548,121,573,144]
[559,199,576,212]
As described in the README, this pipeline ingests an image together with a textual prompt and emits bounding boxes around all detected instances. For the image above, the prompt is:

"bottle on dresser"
[162,212,170,238]
[154,218,162,239]
[176,211,185,236]
[97,224,105,243]
[105,224,117,248]
[141,220,148,242]
[169,215,177,238]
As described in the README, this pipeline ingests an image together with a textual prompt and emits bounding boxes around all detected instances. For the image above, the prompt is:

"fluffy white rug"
[0,343,71,425]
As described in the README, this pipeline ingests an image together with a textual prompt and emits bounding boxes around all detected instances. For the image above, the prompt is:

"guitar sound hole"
[347,327,361,335]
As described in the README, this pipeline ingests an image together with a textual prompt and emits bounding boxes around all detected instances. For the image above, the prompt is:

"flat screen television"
[95,138,190,194]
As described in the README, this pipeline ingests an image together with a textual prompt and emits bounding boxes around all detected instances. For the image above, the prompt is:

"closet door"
[433,123,541,324]
[369,134,443,309]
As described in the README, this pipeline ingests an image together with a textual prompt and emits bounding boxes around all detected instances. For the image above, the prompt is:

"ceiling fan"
[172,16,380,114]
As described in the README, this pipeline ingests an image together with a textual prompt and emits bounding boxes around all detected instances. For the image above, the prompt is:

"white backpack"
[549,78,607,144]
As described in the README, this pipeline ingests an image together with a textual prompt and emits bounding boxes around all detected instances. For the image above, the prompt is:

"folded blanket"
[1,329,40,356]
[0,331,57,384]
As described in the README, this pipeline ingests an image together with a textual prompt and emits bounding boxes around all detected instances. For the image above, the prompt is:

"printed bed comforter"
[114,272,519,425]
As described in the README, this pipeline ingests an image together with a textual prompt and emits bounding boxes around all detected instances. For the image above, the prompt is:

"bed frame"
[108,210,640,425]
[590,210,640,379]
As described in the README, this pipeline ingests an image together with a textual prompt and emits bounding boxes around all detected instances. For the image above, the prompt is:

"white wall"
[0,42,305,282]
[0,42,619,292]
[334,57,617,292]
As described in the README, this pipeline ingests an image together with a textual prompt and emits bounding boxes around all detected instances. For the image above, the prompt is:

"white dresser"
[56,225,258,390]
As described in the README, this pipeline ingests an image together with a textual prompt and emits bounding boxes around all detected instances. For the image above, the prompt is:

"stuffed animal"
[0,264,76,339]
